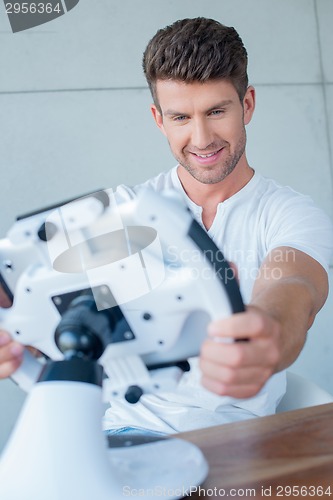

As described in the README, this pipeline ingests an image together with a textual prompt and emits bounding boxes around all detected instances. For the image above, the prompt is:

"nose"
[191,118,214,151]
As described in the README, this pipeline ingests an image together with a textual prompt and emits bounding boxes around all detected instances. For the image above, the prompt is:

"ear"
[243,86,256,125]
[150,104,167,136]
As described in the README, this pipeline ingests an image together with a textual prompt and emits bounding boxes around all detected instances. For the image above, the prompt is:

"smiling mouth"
[191,147,224,158]
[195,152,217,158]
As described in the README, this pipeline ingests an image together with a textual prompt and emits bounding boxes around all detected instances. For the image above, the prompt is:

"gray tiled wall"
[0,0,332,451]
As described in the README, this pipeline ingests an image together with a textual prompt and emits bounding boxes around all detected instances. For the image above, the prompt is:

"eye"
[173,115,188,122]
[209,109,225,117]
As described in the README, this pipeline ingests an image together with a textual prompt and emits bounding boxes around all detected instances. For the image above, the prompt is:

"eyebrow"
[163,100,233,117]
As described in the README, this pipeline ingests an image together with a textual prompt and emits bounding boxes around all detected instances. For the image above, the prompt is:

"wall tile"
[0,0,321,92]
[247,84,333,219]
[0,88,174,236]
[238,0,321,85]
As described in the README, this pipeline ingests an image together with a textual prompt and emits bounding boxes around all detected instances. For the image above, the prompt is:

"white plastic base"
[0,380,208,499]
[108,437,208,499]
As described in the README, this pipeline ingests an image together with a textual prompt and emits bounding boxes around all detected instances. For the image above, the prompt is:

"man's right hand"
[0,330,24,379]
[0,284,24,379]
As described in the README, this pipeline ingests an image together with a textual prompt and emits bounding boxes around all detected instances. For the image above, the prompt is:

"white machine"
[0,187,244,499]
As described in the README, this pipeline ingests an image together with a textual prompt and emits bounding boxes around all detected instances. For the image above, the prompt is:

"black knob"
[37,221,58,241]
[124,385,144,404]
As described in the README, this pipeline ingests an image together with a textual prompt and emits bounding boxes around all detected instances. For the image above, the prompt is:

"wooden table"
[177,403,333,499]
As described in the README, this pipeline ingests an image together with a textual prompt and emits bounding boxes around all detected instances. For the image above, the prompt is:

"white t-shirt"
[103,167,333,433]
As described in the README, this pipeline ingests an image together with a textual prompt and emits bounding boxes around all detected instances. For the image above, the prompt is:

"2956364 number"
[5,3,62,14]
[276,485,332,496]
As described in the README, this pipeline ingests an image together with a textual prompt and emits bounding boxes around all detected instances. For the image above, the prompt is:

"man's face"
[151,79,255,184]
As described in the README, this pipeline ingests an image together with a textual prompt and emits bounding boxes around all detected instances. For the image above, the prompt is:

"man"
[1,18,332,434]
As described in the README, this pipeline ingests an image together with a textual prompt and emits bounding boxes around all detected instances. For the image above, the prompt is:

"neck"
[177,161,254,208]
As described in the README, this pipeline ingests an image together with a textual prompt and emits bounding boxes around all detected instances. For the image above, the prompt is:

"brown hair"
[143,17,248,110]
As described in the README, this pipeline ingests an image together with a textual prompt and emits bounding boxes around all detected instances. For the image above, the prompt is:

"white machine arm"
[0,188,244,398]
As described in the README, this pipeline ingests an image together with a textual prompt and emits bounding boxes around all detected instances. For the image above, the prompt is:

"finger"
[0,336,24,379]
[0,338,24,365]
[0,330,12,347]
[199,358,272,388]
[0,284,13,308]
[201,337,280,370]
[0,358,23,379]
[207,309,277,341]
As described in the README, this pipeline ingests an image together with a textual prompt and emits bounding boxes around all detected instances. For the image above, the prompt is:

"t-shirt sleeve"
[264,192,333,273]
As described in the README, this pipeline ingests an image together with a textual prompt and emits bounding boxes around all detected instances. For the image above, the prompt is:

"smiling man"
[1,17,333,434]
[150,78,254,229]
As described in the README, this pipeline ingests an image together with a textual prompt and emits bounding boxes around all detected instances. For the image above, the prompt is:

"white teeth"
[197,152,217,158]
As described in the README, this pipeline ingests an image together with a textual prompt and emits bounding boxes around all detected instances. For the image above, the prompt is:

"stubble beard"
[174,128,247,185]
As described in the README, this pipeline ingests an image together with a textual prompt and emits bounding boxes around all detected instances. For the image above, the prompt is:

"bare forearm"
[250,277,317,372]
[249,246,329,372]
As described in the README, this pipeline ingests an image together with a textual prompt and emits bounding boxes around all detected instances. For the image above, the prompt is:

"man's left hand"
[199,306,281,399]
